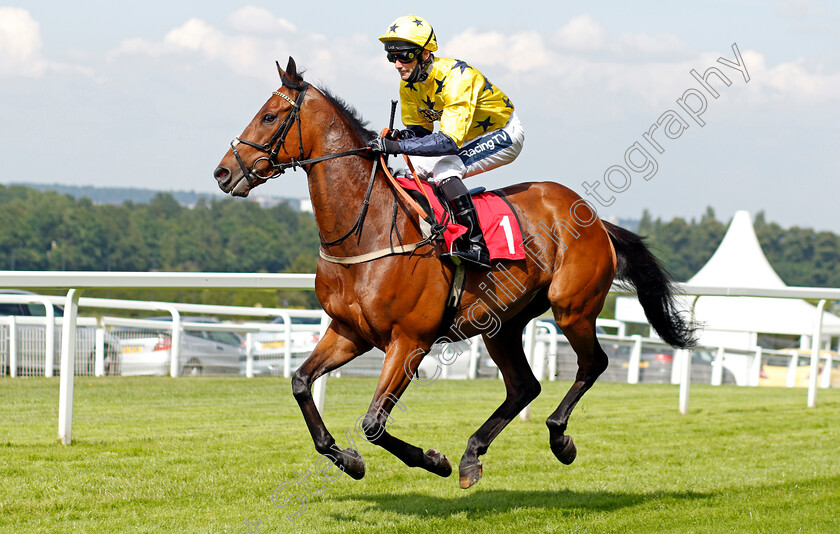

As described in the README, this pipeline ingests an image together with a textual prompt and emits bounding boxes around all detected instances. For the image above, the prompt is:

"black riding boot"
[438,176,491,269]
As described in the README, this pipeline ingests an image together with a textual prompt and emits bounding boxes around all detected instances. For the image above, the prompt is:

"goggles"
[387,49,421,63]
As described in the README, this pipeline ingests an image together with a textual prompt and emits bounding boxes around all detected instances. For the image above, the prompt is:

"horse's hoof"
[338,448,366,480]
[426,449,453,478]
[550,435,577,465]
[459,461,483,489]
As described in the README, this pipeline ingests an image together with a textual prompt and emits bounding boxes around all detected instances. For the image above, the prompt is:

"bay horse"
[213,58,694,489]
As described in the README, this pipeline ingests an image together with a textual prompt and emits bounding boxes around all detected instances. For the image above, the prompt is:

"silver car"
[113,317,244,376]
[245,316,323,376]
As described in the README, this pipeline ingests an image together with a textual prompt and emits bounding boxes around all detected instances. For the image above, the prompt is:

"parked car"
[759,349,840,388]
[416,338,486,380]
[0,289,121,376]
[537,322,623,378]
[537,320,735,384]
[244,316,324,376]
[540,318,736,385]
[113,316,244,376]
[415,320,614,381]
[607,346,738,385]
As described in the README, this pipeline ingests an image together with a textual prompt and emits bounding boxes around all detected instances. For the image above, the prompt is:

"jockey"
[367,14,525,269]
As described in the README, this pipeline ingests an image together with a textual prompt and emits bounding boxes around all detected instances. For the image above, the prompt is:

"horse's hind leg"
[545,315,609,465]
[292,321,372,479]
[458,318,542,489]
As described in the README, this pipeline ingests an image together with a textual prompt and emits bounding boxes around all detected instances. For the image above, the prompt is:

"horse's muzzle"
[215,165,251,196]
[215,150,265,197]
[214,165,232,190]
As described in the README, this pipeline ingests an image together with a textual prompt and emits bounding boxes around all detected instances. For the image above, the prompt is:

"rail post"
[678,296,700,414]
[9,316,17,378]
[312,311,330,415]
[245,333,254,378]
[627,335,642,384]
[807,299,827,407]
[519,319,537,421]
[58,288,84,445]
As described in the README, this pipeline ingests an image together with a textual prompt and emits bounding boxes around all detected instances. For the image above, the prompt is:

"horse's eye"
[263,113,277,124]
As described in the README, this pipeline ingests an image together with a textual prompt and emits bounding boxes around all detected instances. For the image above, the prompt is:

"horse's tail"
[603,221,697,349]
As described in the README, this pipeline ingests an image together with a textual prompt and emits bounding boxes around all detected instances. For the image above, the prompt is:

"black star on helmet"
[452,60,473,74]
[474,116,495,132]
[411,17,424,26]
[390,24,398,33]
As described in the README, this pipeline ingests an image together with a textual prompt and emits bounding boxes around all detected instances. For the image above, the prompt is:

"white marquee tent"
[616,210,840,350]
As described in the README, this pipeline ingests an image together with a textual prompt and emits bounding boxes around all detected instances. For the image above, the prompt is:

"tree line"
[2,186,838,307]
[0,185,320,307]
[637,207,840,287]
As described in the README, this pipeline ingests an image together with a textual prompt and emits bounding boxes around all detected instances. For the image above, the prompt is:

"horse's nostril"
[214,166,230,181]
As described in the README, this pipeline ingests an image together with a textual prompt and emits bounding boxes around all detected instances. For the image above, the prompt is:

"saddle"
[395,176,526,261]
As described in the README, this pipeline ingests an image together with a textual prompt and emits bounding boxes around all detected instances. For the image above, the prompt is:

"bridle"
[228,81,369,188]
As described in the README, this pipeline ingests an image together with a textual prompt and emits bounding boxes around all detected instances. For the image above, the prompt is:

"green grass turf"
[1,377,838,533]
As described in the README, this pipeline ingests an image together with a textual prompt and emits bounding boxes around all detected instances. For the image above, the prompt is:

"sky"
[2,1,839,230]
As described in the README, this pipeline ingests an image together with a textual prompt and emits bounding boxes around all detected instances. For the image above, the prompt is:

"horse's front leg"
[291,321,372,480]
[359,339,452,478]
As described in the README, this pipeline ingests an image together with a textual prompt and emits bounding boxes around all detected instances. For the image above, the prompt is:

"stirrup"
[443,246,491,270]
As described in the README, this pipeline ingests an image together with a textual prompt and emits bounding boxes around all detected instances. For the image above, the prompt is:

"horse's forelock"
[281,68,307,91]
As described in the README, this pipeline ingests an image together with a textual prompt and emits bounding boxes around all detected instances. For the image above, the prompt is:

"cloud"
[739,50,840,103]
[165,18,220,51]
[0,7,47,76]
[442,20,698,110]
[442,17,838,109]
[441,29,551,73]
[550,15,690,58]
[225,5,296,34]
[553,14,609,51]
[108,6,354,84]
[104,9,839,110]
[0,7,99,79]
[615,31,688,56]
[776,0,817,16]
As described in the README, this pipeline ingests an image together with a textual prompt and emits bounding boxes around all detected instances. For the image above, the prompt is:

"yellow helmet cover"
[379,14,438,52]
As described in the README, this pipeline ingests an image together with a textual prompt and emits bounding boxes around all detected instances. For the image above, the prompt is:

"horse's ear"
[285,56,299,83]
[276,56,303,87]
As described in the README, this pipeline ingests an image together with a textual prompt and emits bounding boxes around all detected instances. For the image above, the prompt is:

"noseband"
[229,81,368,188]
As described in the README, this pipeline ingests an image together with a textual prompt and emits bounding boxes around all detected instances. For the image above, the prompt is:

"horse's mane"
[319,87,378,145]
[284,68,377,145]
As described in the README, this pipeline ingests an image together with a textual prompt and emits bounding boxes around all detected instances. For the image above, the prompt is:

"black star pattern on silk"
[404,81,418,91]
[482,77,495,93]
[503,97,514,109]
[474,116,495,132]
[390,24,398,33]
[453,60,472,74]
[435,76,446,94]
[423,96,436,109]
[411,17,424,26]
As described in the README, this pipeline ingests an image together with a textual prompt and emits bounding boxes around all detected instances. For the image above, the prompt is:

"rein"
[318,156,445,264]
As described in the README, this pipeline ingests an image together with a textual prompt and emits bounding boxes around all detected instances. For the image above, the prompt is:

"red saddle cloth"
[395,177,526,261]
